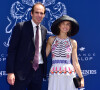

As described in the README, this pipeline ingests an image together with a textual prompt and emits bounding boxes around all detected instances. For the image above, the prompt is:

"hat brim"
[51,15,79,36]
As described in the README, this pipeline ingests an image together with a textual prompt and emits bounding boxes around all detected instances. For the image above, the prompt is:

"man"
[6,2,47,90]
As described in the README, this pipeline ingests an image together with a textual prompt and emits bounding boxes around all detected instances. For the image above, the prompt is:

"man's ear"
[31,12,33,16]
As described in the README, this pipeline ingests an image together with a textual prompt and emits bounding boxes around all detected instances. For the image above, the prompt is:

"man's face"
[31,4,45,25]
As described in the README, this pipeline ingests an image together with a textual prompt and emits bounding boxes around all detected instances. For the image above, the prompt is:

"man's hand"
[7,73,15,85]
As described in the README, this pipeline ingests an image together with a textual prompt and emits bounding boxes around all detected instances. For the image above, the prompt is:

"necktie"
[33,26,39,71]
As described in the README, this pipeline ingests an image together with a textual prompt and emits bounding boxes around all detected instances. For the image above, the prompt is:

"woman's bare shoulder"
[47,36,56,44]
[70,38,77,47]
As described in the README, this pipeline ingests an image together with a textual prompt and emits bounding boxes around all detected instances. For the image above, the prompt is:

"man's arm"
[6,23,22,85]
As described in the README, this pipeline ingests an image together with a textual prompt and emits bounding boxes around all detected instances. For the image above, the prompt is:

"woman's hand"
[80,78,84,88]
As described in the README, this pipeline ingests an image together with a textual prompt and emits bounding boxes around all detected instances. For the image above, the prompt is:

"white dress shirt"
[31,20,43,64]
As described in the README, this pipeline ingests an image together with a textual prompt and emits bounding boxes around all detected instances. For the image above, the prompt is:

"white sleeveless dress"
[48,37,78,90]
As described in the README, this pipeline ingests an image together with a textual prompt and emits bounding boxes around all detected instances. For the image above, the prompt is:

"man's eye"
[40,13,44,15]
[35,12,39,14]
[35,12,44,15]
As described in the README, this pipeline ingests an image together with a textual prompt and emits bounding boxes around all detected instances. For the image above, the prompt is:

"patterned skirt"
[48,63,78,90]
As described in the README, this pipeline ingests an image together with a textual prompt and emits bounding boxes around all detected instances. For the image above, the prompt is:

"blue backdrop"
[0,0,100,90]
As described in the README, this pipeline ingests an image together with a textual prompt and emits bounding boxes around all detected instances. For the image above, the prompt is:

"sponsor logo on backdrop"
[0,54,7,62]
[82,70,97,76]
[0,71,7,77]
[78,47,96,61]
[77,46,97,90]
[4,0,67,47]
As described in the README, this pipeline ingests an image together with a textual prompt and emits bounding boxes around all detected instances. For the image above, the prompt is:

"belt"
[52,60,71,64]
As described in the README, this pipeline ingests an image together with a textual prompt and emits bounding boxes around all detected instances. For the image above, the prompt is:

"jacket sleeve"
[6,23,22,73]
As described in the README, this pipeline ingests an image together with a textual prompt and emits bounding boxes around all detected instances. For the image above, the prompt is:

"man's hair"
[31,2,46,14]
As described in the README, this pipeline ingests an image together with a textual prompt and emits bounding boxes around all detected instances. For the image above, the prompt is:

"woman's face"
[59,21,71,34]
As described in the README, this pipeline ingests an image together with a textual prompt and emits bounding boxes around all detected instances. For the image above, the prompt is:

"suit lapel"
[41,25,45,43]
[27,21,34,45]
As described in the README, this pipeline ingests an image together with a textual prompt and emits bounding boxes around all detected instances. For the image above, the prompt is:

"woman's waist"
[52,59,71,64]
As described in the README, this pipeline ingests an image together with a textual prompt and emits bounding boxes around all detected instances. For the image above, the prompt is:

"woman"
[46,15,84,90]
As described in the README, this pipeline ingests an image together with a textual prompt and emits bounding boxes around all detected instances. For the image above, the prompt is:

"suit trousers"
[10,64,43,90]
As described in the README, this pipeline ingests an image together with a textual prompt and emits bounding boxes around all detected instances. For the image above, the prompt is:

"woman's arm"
[71,39,84,88]
[46,36,55,57]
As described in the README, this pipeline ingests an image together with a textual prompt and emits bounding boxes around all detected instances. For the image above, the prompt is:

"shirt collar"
[31,19,40,28]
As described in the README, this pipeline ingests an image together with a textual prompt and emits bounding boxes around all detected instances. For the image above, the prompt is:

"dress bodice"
[50,37,75,75]
[51,37,72,61]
